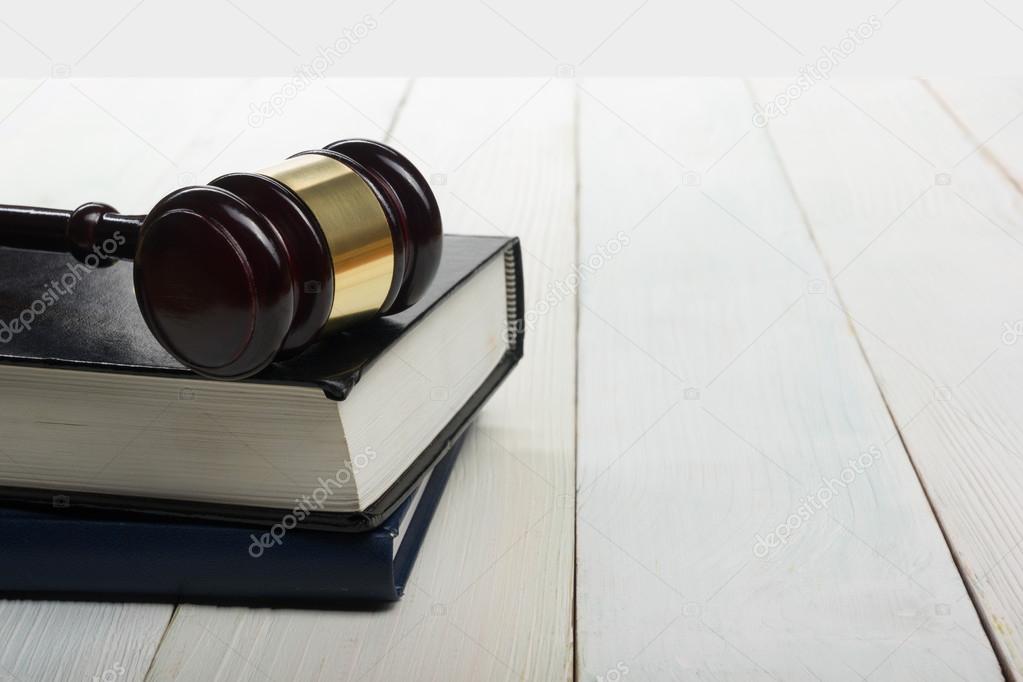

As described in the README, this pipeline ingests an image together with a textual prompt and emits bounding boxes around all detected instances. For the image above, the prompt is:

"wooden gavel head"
[136,139,442,379]
[4,139,442,380]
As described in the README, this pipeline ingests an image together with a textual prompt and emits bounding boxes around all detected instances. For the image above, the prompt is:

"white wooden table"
[0,78,1021,681]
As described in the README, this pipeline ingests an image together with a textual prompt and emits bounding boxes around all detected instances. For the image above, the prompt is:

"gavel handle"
[0,203,142,261]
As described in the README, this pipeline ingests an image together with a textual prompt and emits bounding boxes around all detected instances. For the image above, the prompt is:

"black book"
[0,235,523,531]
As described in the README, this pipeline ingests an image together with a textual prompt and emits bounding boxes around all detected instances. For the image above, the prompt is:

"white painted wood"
[143,79,576,681]
[0,77,409,682]
[576,78,1001,680]
[751,77,1023,678]
[0,78,411,213]
[0,602,170,682]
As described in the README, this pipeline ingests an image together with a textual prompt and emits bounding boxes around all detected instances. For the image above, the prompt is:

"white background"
[0,0,1020,77]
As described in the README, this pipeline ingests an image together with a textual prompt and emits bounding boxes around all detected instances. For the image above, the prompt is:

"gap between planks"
[749,76,1023,680]
[576,77,1001,681]
[755,76,1014,682]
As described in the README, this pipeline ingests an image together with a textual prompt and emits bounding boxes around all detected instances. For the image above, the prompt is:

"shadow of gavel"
[0,139,442,380]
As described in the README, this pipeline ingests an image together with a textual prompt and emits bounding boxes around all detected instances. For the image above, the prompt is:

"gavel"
[0,139,442,380]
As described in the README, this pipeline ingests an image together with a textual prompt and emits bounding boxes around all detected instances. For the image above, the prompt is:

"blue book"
[0,432,463,605]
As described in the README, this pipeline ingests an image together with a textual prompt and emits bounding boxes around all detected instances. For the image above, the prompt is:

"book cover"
[0,235,523,531]
[0,430,466,605]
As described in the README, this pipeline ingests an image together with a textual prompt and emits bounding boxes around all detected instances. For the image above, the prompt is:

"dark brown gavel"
[0,139,442,380]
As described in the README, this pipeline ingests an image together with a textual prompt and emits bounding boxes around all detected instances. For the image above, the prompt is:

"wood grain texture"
[751,77,1023,678]
[0,602,170,682]
[0,78,410,682]
[926,79,1023,193]
[576,78,1001,680]
[143,79,576,681]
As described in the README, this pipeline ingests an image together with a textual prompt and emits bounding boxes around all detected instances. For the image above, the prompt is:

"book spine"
[392,428,462,595]
[504,240,526,361]
[0,512,399,604]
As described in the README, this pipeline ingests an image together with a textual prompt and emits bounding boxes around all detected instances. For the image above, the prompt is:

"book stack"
[0,234,523,605]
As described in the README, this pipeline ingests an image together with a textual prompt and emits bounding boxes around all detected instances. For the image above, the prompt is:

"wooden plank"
[751,76,1023,678]
[144,79,576,681]
[0,77,409,681]
[576,78,1001,680]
